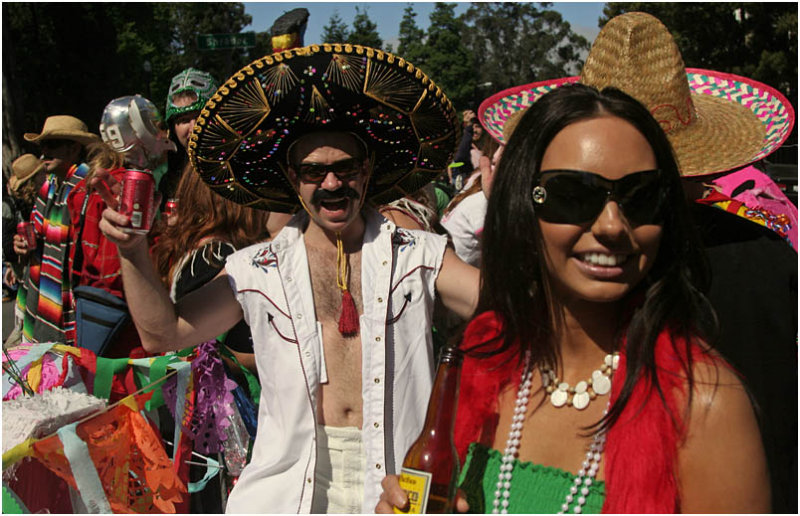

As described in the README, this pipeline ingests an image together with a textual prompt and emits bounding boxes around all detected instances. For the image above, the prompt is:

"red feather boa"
[455,311,710,513]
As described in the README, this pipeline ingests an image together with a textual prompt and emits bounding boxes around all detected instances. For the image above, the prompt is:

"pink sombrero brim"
[479,69,795,176]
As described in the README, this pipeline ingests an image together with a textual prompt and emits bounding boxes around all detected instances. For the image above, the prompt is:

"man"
[3,154,47,300]
[98,44,479,513]
[12,116,99,346]
[477,12,797,512]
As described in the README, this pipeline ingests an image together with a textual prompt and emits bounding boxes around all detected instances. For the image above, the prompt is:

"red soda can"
[16,221,36,249]
[119,169,155,234]
[164,198,179,218]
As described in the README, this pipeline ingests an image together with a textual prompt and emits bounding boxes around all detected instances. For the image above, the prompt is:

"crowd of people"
[2,10,796,514]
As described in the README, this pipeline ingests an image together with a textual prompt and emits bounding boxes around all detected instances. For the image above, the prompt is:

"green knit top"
[458,443,606,514]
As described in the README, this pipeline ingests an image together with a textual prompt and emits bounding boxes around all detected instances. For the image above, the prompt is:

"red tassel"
[338,290,360,337]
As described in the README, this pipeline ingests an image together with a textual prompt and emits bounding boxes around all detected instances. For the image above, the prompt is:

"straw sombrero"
[24,115,100,146]
[188,43,459,212]
[9,154,45,192]
[479,12,795,177]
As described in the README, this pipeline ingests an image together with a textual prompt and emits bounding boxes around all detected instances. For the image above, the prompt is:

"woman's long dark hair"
[478,84,718,429]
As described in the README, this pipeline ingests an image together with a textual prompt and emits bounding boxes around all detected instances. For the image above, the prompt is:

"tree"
[397,4,426,63]
[347,6,383,49]
[600,4,797,120]
[321,11,350,44]
[162,3,253,83]
[2,3,173,177]
[419,3,476,110]
[461,2,590,100]
[1,3,254,180]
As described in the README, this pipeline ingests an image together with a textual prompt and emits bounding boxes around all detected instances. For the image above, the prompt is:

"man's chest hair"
[305,245,364,318]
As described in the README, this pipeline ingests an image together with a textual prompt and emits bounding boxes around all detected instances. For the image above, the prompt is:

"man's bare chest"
[305,246,364,320]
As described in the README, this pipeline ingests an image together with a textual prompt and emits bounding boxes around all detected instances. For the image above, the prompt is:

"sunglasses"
[295,158,364,184]
[532,169,665,225]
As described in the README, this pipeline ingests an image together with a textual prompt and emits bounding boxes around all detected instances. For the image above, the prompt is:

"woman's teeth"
[579,252,628,266]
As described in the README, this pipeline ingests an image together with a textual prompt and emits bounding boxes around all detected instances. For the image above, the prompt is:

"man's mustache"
[312,187,360,204]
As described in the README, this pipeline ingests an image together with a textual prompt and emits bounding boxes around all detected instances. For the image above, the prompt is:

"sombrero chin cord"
[336,232,359,336]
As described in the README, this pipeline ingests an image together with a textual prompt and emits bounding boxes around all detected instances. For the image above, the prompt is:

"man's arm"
[115,238,243,353]
[96,170,242,353]
[435,247,479,320]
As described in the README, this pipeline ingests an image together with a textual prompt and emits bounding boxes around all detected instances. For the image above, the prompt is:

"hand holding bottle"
[376,475,469,513]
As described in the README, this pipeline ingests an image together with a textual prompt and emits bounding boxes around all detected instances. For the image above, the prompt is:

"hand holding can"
[118,169,156,234]
[16,222,36,249]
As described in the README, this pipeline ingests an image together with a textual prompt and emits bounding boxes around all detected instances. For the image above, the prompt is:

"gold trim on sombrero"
[189,43,458,212]
[326,54,366,92]
[218,79,272,129]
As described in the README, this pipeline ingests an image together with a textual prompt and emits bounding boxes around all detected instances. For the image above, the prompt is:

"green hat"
[165,68,218,123]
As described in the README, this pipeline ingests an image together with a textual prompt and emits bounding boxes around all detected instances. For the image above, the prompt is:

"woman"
[148,166,273,514]
[377,84,768,513]
[150,166,273,373]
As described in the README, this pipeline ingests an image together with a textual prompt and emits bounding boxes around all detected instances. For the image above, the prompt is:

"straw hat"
[189,43,459,212]
[24,115,100,146]
[479,12,795,177]
[9,154,45,192]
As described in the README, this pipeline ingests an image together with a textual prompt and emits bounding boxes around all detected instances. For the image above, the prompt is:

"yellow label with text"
[393,467,432,514]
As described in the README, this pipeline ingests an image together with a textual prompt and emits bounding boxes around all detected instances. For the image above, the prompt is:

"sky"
[242,2,607,49]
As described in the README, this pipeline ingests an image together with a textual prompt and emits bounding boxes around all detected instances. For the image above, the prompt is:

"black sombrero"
[188,43,459,213]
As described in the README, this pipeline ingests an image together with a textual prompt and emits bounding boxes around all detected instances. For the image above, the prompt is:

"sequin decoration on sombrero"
[478,12,795,177]
[188,44,459,212]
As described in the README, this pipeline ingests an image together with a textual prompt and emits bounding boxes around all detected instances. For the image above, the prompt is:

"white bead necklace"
[541,353,619,410]
[491,354,613,515]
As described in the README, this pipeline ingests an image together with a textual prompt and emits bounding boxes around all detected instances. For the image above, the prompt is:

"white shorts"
[311,425,365,514]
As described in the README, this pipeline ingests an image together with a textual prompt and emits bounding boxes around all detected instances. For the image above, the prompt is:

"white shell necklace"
[541,353,619,410]
[491,353,614,514]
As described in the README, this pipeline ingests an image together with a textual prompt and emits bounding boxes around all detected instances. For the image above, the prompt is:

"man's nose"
[320,171,343,189]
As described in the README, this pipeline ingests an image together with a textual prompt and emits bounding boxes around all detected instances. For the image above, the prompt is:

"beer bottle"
[395,347,462,514]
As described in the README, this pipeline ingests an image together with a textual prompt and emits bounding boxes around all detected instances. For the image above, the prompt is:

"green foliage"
[600,3,797,109]
[321,11,350,44]
[249,30,273,60]
[419,3,476,109]
[160,3,253,84]
[397,4,426,63]
[2,2,261,159]
[347,6,383,49]
[461,2,589,98]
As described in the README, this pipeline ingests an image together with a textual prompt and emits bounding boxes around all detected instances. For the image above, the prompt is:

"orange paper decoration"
[30,393,186,513]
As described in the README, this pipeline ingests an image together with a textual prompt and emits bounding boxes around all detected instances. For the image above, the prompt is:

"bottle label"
[394,467,432,514]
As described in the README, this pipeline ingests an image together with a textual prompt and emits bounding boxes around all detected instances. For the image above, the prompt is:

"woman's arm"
[677,359,770,512]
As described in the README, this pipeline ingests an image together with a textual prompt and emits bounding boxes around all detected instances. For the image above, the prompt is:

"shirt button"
[376,463,382,470]
[287,277,292,282]
[374,422,379,428]
[374,377,380,384]
[377,297,383,303]
[305,351,311,357]
[382,260,388,266]
[307,477,312,483]
[297,313,303,319]
[375,336,381,342]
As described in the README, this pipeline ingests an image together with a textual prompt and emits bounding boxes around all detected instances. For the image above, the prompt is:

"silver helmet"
[99,95,176,170]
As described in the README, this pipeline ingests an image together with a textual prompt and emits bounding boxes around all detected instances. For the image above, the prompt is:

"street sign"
[197,32,256,50]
